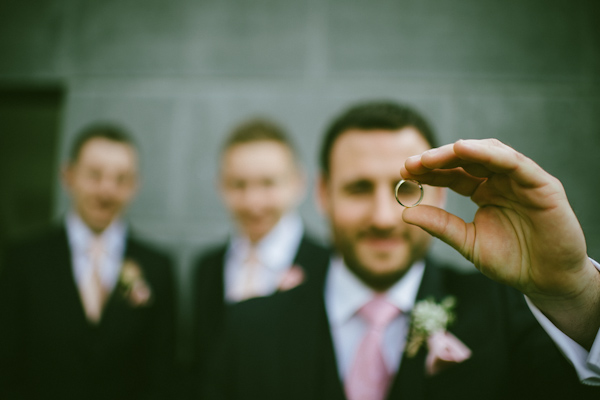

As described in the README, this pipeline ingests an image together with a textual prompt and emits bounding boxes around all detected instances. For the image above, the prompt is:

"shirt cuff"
[525,258,600,386]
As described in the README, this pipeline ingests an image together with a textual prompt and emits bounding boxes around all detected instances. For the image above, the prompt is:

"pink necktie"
[233,247,262,302]
[79,237,107,324]
[345,295,401,400]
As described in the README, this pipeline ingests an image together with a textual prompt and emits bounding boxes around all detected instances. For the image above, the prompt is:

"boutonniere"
[118,259,152,307]
[277,265,306,292]
[406,296,471,376]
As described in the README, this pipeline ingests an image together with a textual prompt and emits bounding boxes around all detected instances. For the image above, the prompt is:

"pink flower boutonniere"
[277,265,306,292]
[119,259,153,307]
[406,296,471,376]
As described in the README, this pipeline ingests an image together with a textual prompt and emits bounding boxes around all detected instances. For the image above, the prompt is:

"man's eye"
[260,179,276,188]
[345,182,372,194]
[86,170,101,181]
[116,174,131,186]
[229,181,246,190]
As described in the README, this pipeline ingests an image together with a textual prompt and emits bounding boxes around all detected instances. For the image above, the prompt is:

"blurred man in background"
[203,101,600,400]
[191,118,330,382]
[0,123,176,400]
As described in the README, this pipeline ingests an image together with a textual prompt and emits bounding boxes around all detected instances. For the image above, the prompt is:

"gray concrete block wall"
[2,0,599,348]
[328,0,589,79]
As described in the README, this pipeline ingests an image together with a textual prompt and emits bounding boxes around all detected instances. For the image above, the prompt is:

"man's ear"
[316,173,330,214]
[61,163,74,192]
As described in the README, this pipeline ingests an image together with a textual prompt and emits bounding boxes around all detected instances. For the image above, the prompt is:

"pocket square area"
[425,331,472,376]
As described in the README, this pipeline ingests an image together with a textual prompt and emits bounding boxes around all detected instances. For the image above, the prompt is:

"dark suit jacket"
[0,224,176,400]
[203,257,599,400]
[191,234,330,379]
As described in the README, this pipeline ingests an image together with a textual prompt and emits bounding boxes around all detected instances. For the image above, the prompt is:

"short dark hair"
[222,117,299,160]
[319,101,438,177]
[68,122,136,163]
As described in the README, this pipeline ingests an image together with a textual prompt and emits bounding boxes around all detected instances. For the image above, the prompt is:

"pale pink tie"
[234,246,262,301]
[79,237,107,324]
[345,295,401,400]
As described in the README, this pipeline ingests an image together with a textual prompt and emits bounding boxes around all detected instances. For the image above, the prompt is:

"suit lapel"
[292,235,330,283]
[291,235,312,267]
[209,245,227,309]
[93,236,125,327]
[52,224,129,330]
[387,258,446,400]
[98,235,141,328]
[50,226,95,329]
[202,244,227,331]
[278,268,346,400]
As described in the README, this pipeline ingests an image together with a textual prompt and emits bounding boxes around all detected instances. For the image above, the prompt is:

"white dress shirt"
[65,212,127,293]
[224,212,304,303]
[526,258,600,386]
[325,256,425,379]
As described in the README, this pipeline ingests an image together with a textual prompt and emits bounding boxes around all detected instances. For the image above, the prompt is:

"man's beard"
[332,226,429,292]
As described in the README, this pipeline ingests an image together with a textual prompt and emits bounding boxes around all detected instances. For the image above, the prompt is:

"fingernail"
[456,139,475,149]
[425,148,440,157]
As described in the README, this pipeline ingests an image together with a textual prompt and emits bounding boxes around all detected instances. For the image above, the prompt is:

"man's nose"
[241,184,266,208]
[370,186,402,229]
[97,176,119,195]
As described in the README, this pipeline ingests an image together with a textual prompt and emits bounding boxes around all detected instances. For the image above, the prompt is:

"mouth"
[239,210,275,224]
[359,234,404,251]
[240,215,268,228]
[91,200,118,215]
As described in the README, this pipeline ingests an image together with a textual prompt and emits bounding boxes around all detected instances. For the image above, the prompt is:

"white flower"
[118,259,152,307]
[406,296,456,358]
[412,298,454,333]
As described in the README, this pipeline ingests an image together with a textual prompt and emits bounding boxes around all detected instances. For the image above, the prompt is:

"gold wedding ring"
[394,180,424,208]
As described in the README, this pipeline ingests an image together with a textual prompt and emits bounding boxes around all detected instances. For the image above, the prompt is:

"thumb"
[403,205,473,262]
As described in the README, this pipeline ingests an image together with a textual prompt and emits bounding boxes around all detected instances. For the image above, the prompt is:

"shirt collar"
[325,256,426,327]
[65,211,127,256]
[228,212,304,272]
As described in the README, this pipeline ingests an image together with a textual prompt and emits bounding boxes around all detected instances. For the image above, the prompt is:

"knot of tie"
[359,295,400,331]
[88,236,106,260]
[244,246,260,265]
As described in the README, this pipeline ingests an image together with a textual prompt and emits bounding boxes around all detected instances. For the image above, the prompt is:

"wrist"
[531,259,600,350]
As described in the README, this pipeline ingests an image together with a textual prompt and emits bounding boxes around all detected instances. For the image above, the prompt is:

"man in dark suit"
[191,118,330,380]
[0,123,176,400]
[203,101,600,399]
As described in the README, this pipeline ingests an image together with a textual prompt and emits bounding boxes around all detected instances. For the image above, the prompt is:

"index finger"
[404,139,550,189]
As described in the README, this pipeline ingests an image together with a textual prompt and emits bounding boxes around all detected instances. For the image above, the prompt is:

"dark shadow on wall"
[0,86,64,259]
